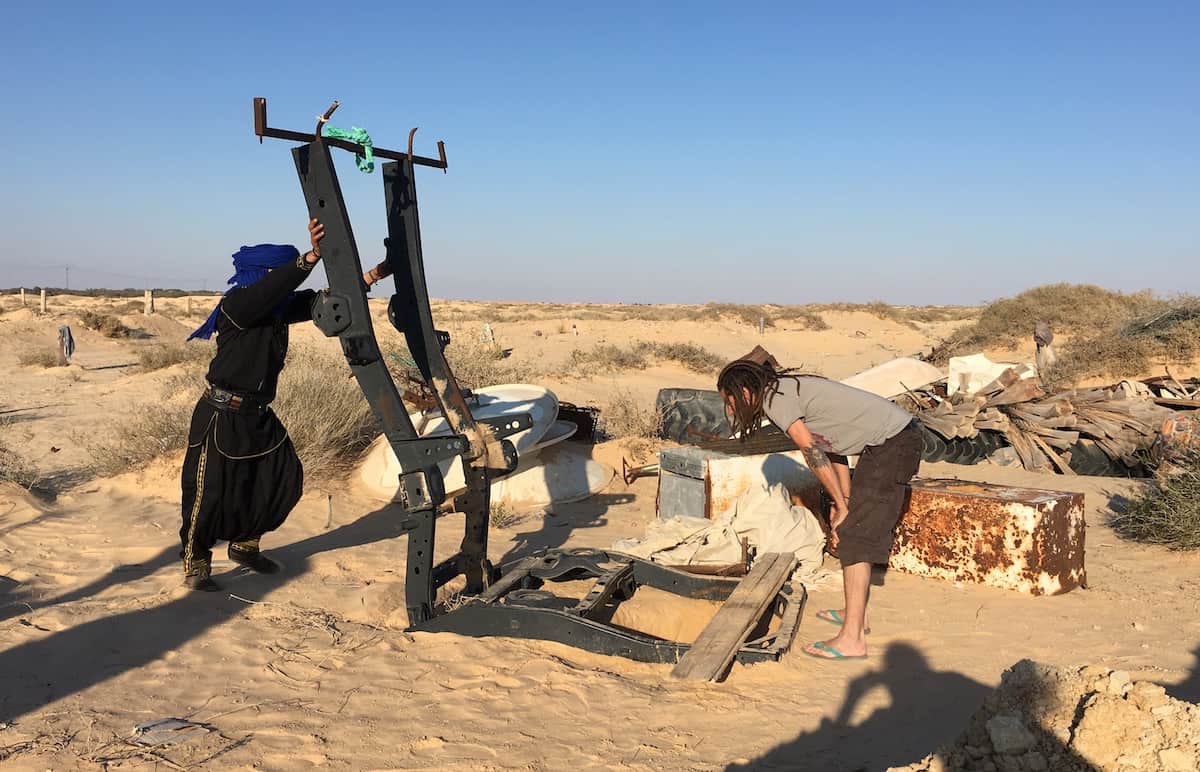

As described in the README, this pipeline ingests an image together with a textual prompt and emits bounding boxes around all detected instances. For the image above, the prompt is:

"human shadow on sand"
[0,545,178,625]
[1167,645,1200,702]
[0,499,421,722]
[727,642,1088,771]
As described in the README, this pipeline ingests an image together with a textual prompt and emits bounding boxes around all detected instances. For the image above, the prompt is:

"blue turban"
[188,244,300,341]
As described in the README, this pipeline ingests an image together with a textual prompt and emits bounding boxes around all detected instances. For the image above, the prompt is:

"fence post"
[20,288,26,306]
[40,289,47,313]
[144,290,155,315]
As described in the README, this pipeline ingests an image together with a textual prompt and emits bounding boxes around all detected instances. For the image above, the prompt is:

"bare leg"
[806,561,871,657]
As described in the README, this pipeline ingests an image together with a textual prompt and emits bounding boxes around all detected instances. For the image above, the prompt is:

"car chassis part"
[254,98,803,667]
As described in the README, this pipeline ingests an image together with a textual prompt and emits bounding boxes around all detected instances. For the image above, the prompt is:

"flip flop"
[815,609,871,634]
[802,641,867,661]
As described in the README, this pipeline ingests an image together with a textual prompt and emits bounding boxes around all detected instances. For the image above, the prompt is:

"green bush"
[1110,455,1200,550]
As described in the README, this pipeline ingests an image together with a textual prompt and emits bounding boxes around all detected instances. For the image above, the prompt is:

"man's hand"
[829,498,849,547]
[306,218,326,264]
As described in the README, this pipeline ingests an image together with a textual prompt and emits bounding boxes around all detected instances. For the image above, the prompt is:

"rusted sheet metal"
[891,478,1085,596]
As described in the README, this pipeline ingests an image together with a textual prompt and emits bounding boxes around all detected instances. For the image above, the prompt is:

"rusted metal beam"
[891,478,1086,596]
[253,97,448,170]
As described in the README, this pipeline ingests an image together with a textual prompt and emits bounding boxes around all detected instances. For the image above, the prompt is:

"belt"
[203,385,261,413]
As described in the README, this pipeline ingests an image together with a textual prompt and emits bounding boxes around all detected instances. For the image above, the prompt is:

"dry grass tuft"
[87,342,379,481]
[78,310,133,338]
[137,342,213,372]
[774,307,831,331]
[272,343,379,477]
[598,388,662,439]
[0,419,38,488]
[565,340,724,376]
[18,349,65,368]
[1110,454,1200,550]
[489,501,521,528]
[438,336,534,390]
[84,401,194,477]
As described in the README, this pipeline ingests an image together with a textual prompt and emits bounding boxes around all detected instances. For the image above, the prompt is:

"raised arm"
[221,219,325,327]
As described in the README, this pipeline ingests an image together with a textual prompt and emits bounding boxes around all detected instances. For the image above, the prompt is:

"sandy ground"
[1,294,1199,770]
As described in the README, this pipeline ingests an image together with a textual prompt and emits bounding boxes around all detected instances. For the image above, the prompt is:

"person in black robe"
[178,220,326,591]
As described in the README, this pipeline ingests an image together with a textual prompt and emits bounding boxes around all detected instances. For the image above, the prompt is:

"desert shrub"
[272,343,379,476]
[1110,454,1200,550]
[113,300,144,315]
[929,284,1159,364]
[904,305,979,323]
[489,501,521,527]
[87,342,378,480]
[0,420,38,488]
[598,388,661,439]
[78,310,132,338]
[565,341,724,376]
[567,344,650,372]
[85,401,194,477]
[18,350,64,368]
[1042,296,1200,385]
[440,336,534,390]
[774,307,831,331]
[138,342,213,372]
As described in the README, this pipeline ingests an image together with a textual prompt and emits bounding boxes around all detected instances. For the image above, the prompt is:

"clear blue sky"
[2,1,1196,304]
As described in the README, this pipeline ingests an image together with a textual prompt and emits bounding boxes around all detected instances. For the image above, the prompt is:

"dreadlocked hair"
[717,359,779,440]
[717,359,826,440]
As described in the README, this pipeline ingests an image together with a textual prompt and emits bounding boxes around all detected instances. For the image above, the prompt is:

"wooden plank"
[670,552,796,682]
[985,379,1046,407]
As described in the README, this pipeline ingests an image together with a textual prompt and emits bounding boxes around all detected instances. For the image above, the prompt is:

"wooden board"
[670,552,796,682]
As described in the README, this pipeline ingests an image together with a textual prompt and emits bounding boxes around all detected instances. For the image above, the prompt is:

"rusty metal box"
[890,478,1085,596]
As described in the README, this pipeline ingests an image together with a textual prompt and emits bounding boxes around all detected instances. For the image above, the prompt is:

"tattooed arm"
[786,419,851,540]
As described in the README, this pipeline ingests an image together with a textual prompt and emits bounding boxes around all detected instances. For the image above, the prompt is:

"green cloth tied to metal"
[322,125,375,173]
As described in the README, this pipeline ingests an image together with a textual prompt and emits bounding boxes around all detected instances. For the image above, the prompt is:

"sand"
[2,294,1199,770]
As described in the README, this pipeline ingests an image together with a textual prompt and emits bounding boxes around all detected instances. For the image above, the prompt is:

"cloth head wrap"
[188,244,300,341]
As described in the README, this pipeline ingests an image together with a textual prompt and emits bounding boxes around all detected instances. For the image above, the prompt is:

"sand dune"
[1,295,1198,770]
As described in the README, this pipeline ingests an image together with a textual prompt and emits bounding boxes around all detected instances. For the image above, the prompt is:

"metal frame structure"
[253,98,803,665]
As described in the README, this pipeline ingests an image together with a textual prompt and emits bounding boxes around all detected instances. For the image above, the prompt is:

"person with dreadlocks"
[717,358,922,659]
[181,219,394,591]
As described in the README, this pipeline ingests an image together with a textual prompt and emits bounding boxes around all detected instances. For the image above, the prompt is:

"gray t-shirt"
[762,376,913,456]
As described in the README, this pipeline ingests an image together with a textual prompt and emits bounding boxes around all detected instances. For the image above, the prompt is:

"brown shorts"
[838,420,923,566]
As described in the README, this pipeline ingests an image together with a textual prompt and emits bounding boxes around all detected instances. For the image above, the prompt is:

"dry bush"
[18,349,64,368]
[87,342,378,480]
[112,300,143,315]
[1110,454,1200,550]
[567,343,649,372]
[774,307,831,331]
[272,343,379,477]
[929,284,1159,364]
[138,342,213,372]
[0,421,38,488]
[904,305,979,323]
[78,310,133,338]
[1042,296,1200,385]
[598,388,662,439]
[565,340,724,376]
[440,336,534,389]
[85,401,193,477]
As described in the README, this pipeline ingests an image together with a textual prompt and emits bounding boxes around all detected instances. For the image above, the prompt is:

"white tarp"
[615,483,826,581]
[841,357,945,399]
[946,353,1034,396]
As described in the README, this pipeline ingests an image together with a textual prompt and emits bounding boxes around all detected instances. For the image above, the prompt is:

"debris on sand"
[892,660,1200,772]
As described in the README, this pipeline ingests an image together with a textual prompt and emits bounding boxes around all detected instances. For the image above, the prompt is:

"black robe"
[179,257,317,574]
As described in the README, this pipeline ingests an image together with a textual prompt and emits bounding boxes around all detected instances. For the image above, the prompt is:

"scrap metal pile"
[907,367,1199,476]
